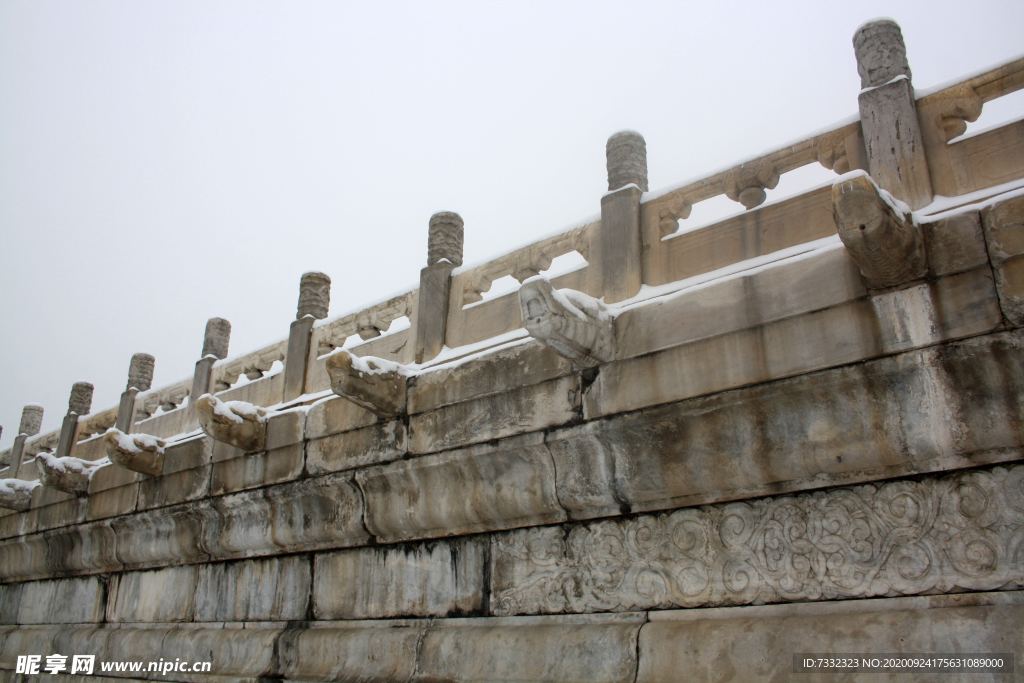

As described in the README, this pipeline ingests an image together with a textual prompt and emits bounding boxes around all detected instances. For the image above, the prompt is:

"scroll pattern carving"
[814,128,852,175]
[135,378,192,420]
[76,407,119,441]
[491,464,1024,616]
[213,339,288,391]
[460,223,594,307]
[315,291,417,356]
[23,431,60,459]
[724,158,780,210]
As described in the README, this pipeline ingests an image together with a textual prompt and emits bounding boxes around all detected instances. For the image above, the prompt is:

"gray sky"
[2,0,1023,450]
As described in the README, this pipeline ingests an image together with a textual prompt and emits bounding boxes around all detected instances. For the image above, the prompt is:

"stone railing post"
[283,272,331,402]
[54,382,93,460]
[601,131,647,303]
[115,353,154,432]
[191,318,231,408]
[10,404,43,476]
[854,19,933,210]
[414,212,463,363]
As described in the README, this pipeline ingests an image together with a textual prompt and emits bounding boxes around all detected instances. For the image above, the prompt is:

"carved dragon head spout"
[194,395,268,453]
[104,428,167,477]
[519,278,614,369]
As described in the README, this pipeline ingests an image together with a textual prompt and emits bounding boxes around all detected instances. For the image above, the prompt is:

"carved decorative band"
[492,464,1024,616]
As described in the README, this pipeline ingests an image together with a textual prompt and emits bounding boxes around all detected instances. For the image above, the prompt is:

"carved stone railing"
[212,339,288,392]
[312,290,417,359]
[453,223,597,308]
[134,376,193,421]
[74,405,120,442]
[917,55,1024,198]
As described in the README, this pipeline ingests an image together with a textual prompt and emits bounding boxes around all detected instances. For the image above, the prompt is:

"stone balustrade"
[1,20,1023,681]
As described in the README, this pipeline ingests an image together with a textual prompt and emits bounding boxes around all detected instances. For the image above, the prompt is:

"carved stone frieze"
[325,350,408,418]
[814,129,852,175]
[195,395,268,453]
[136,379,191,421]
[491,464,1024,616]
[76,408,119,442]
[519,278,613,368]
[213,340,287,390]
[104,428,167,477]
[833,173,927,288]
[0,478,38,511]
[724,158,780,210]
[932,83,983,143]
[315,291,415,357]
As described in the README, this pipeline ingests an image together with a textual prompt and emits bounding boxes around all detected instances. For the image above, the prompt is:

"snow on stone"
[347,353,409,377]
[0,478,39,495]
[107,428,165,454]
[36,451,109,477]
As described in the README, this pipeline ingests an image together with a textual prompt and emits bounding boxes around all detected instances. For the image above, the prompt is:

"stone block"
[304,396,377,440]
[111,503,207,569]
[492,463,1024,616]
[408,339,575,414]
[0,583,21,624]
[85,483,138,521]
[409,374,580,454]
[209,444,303,495]
[163,435,212,474]
[615,244,866,360]
[159,626,281,679]
[586,267,1001,420]
[30,497,87,533]
[265,410,305,451]
[211,438,244,462]
[18,577,106,624]
[202,473,369,559]
[414,261,454,364]
[313,537,486,619]
[137,464,211,510]
[921,210,990,277]
[357,432,566,543]
[283,316,315,403]
[194,555,311,622]
[600,185,643,304]
[981,193,1024,325]
[561,331,1024,518]
[87,457,139,493]
[106,565,198,623]
[276,625,423,683]
[416,614,643,683]
[636,594,1024,682]
[306,420,406,475]
[41,521,121,578]
[0,509,32,540]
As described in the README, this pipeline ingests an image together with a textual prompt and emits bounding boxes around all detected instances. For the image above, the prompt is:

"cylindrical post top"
[606,131,648,193]
[427,212,464,267]
[68,382,94,416]
[127,353,156,392]
[202,317,232,360]
[18,405,43,437]
[297,271,331,320]
[854,19,911,89]
[17,405,43,437]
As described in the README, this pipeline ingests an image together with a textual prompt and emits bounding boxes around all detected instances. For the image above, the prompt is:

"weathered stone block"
[194,555,310,622]
[210,444,303,495]
[111,503,207,569]
[85,483,138,521]
[306,420,406,474]
[326,350,408,418]
[304,395,377,440]
[410,374,580,454]
[30,497,87,533]
[313,537,486,619]
[981,193,1024,326]
[106,566,198,623]
[18,577,105,624]
[202,473,369,559]
[86,456,139,493]
[0,509,32,539]
[0,583,22,624]
[276,625,423,683]
[563,331,1024,518]
[636,594,1024,682]
[357,433,566,543]
[265,410,305,451]
[164,436,212,473]
[210,438,244,462]
[921,210,990,277]
[600,185,643,304]
[408,339,574,414]
[417,615,643,683]
[492,464,1024,616]
[41,521,121,578]
[137,464,211,510]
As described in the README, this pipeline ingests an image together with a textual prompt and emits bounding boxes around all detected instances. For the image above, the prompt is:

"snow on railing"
[312,289,417,358]
[134,376,193,421]
[212,338,288,392]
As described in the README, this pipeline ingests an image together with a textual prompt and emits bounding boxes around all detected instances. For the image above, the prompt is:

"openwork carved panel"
[492,464,1024,615]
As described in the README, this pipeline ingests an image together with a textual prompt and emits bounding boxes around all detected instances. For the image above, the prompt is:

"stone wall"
[1,19,1024,683]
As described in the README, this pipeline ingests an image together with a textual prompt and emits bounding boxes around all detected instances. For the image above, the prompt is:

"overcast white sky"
[2,0,1023,451]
